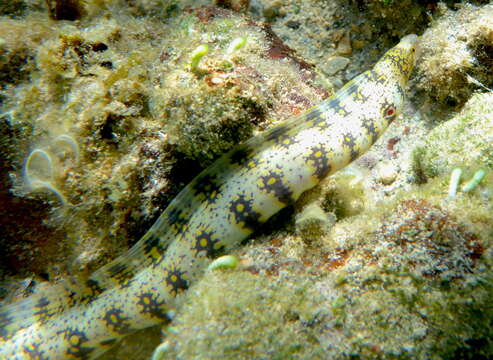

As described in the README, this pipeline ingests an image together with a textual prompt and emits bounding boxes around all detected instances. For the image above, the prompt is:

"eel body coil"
[0,34,418,360]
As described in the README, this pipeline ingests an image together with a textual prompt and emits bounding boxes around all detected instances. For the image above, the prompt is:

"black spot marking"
[245,157,259,169]
[305,106,331,129]
[229,195,262,231]
[229,145,254,167]
[364,69,386,85]
[143,233,165,254]
[165,267,189,295]
[382,50,408,76]
[193,228,224,259]
[274,133,298,148]
[23,342,48,360]
[364,70,378,82]
[259,170,294,205]
[136,292,170,320]
[36,296,50,308]
[362,119,379,144]
[103,307,133,335]
[354,86,370,102]
[141,232,167,266]
[265,124,290,142]
[313,117,331,129]
[193,173,222,204]
[342,133,359,161]
[85,279,105,298]
[0,311,13,339]
[396,84,404,97]
[328,97,350,117]
[33,296,54,323]
[305,145,332,180]
[63,328,94,360]
[305,107,322,121]
[345,81,359,97]
[102,262,135,287]
[109,272,135,288]
[167,208,189,235]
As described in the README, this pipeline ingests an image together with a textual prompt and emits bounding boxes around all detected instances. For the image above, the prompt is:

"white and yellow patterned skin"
[0,34,418,359]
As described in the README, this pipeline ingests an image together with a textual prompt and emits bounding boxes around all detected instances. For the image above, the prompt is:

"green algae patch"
[159,270,330,360]
[412,92,493,180]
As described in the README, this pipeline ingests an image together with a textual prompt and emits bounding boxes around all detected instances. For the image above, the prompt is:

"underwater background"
[0,0,492,359]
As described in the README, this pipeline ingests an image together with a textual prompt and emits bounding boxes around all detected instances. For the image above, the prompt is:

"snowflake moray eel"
[0,34,418,359]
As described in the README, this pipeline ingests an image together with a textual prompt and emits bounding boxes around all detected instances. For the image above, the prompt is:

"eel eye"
[384,105,397,120]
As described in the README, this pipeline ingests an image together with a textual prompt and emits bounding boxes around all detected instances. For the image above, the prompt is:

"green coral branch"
[462,169,487,193]
[207,255,239,271]
[226,36,247,54]
[448,167,487,198]
[189,44,209,73]
[447,168,462,199]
